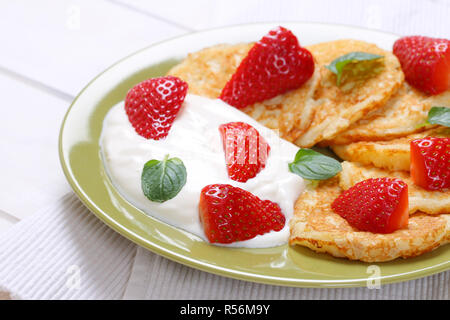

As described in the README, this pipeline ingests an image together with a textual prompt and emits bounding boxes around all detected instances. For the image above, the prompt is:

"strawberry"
[410,137,450,191]
[219,26,315,109]
[199,184,285,244]
[219,122,270,183]
[331,178,409,234]
[393,36,450,95]
[124,76,188,140]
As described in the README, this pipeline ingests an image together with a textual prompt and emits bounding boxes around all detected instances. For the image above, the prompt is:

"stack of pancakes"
[167,39,450,262]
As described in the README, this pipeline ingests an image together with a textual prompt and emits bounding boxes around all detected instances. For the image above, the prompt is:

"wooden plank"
[116,0,450,38]
[0,0,187,96]
[0,73,72,219]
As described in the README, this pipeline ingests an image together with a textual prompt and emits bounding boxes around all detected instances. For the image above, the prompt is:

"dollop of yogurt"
[100,94,305,248]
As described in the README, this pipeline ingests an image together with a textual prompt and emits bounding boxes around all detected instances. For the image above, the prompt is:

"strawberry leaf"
[288,149,342,180]
[141,155,187,203]
[325,52,383,86]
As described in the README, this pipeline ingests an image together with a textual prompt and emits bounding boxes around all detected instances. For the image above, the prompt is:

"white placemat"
[0,194,136,299]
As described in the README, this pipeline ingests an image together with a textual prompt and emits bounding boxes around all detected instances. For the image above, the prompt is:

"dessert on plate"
[100,26,450,262]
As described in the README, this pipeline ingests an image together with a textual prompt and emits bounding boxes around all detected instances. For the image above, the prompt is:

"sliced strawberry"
[410,137,450,191]
[393,36,450,95]
[331,178,409,234]
[219,26,315,109]
[199,184,285,244]
[219,122,270,183]
[124,76,188,140]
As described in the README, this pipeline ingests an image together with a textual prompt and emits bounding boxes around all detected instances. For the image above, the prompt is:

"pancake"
[327,85,450,145]
[289,178,450,262]
[339,161,450,215]
[167,43,321,142]
[168,43,252,98]
[331,127,450,171]
[293,39,404,147]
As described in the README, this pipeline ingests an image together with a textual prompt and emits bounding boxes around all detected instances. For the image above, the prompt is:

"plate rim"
[58,21,449,288]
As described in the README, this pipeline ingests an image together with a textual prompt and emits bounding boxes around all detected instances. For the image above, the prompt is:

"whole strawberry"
[219,122,270,182]
[332,178,409,234]
[393,36,450,95]
[410,137,450,191]
[125,76,188,140]
[219,26,315,109]
[199,184,285,244]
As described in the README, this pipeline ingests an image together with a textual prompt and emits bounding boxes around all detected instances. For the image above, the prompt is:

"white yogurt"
[100,94,305,248]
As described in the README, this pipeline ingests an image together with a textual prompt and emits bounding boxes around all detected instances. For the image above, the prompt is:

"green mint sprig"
[141,155,187,203]
[424,106,450,127]
[288,148,342,181]
[326,51,384,86]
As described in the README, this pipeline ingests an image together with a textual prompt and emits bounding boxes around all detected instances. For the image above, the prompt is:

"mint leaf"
[141,155,187,203]
[427,106,450,127]
[288,149,342,181]
[325,52,384,86]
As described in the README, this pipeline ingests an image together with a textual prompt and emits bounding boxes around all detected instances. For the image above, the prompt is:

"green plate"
[59,22,449,288]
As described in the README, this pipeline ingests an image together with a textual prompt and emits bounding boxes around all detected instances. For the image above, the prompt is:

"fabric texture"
[0,194,136,299]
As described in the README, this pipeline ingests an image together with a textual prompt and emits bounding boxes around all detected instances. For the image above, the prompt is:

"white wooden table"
[0,0,449,299]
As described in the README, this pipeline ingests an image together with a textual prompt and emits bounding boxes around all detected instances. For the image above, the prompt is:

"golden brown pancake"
[293,39,404,147]
[331,127,450,171]
[167,43,321,142]
[339,161,450,215]
[289,178,450,262]
[168,43,252,98]
[326,85,450,145]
